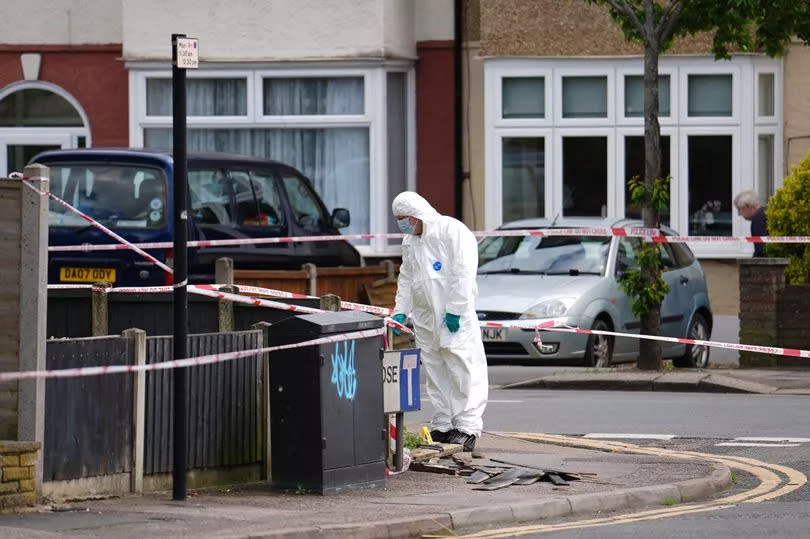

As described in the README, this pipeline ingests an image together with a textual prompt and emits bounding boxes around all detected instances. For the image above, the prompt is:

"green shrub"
[766,150,810,283]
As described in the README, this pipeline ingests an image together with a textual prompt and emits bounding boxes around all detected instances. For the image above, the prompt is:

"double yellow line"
[454,432,806,538]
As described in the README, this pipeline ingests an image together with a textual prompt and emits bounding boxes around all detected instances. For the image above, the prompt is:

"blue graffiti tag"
[331,340,357,400]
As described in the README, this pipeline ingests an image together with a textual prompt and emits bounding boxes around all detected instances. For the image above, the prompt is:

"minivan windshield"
[478,233,610,276]
[48,164,168,228]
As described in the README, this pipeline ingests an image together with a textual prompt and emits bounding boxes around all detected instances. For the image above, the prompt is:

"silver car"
[475,218,712,368]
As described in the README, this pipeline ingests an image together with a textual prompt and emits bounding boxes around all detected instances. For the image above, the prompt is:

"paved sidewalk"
[501,368,810,395]
[0,433,731,539]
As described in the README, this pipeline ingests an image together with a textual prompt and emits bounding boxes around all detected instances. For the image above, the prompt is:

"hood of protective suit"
[392,191,441,224]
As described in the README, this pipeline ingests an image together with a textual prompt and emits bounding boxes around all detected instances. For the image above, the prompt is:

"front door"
[0,133,71,176]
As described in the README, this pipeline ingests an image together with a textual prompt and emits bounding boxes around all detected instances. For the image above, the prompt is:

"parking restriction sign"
[382,349,421,413]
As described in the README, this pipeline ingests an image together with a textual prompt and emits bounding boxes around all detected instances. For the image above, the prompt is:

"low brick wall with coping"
[738,258,810,368]
[0,441,40,510]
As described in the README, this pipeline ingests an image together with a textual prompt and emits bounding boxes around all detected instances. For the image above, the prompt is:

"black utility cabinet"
[267,310,386,494]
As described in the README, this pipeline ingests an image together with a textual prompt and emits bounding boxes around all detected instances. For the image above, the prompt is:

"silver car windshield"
[478,234,610,276]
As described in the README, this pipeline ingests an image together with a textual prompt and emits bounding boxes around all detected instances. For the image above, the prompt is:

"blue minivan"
[33,148,361,286]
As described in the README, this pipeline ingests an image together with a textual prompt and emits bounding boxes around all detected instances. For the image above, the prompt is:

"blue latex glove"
[445,312,461,333]
[391,313,407,336]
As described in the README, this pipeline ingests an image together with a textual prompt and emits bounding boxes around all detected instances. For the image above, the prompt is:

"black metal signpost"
[171,32,197,501]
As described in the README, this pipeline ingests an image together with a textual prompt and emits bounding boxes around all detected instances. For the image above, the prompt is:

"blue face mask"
[397,217,415,235]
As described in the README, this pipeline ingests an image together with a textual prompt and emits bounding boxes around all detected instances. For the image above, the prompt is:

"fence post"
[123,328,146,494]
[302,263,317,296]
[252,321,272,482]
[91,283,109,336]
[215,257,234,285]
[15,163,49,495]
[320,294,341,312]
[216,258,235,333]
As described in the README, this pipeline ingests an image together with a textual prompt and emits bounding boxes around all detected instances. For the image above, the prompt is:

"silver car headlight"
[519,298,576,319]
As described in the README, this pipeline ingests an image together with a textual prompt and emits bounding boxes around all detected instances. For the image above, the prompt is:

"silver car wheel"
[585,319,613,368]
[674,313,710,369]
[688,315,710,369]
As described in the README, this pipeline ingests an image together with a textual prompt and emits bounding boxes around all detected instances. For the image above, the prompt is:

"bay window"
[486,56,782,258]
[131,66,413,256]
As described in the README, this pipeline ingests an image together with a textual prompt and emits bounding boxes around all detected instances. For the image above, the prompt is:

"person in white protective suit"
[391,191,488,451]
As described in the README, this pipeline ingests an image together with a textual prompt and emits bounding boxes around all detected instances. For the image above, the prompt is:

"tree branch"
[656,0,690,44]
[604,0,647,37]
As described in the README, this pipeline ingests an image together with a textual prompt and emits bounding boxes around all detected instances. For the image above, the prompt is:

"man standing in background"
[734,190,768,257]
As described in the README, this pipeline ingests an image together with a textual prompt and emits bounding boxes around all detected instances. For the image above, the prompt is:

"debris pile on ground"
[408,444,589,491]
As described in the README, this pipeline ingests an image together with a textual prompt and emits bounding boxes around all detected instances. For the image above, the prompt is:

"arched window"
[0,88,84,127]
[0,83,89,176]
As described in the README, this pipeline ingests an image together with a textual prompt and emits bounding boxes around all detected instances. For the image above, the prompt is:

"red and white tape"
[535,320,810,359]
[0,327,385,382]
[46,227,664,252]
[46,283,409,332]
[24,180,173,274]
[223,284,393,316]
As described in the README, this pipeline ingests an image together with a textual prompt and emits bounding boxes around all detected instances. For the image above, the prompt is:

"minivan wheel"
[584,318,613,368]
[673,313,710,369]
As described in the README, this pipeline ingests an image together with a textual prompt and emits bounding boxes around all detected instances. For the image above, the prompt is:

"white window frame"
[555,128,615,218]
[488,128,553,226]
[755,126,780,196]
[616,126,679,225]
[680,64,740,125]
[255,68,372,126]
[128,62,414,257]
[616,65,678,126]
[754,59,781,125]
[555,68,614,126]
[491,63,553,128]
[484,55,780,259]
[679,126,741,258]
[133,69,254,127]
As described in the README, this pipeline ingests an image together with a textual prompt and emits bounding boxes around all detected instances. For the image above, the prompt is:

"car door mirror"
[331,207,350,228]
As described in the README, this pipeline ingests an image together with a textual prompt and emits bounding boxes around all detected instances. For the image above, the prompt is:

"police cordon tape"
[45,228,810,252]
[22,180,173,273]
[533,320,810,359]
[8,312,810,383]
[46,283,408,333]
[45,283,810,361]
[0,327,386,382]
[17,178,810,255]
[48,282,393,316]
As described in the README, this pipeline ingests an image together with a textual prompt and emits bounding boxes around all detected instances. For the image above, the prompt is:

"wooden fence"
[234,260,399,306]
[42,328,269,499]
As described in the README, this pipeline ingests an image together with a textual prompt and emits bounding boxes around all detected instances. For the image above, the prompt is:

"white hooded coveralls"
[392,192,488,436]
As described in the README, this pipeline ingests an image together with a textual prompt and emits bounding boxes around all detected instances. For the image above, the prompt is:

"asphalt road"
[412,366,810,538]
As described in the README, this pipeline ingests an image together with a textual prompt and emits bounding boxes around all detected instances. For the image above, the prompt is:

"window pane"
[263,77,364,115]
[144,127,370,241]
[387,72,409,244]
[688,135,732,235]
[562,76,607,118]
[0,89,83,127]
[146,78,247,116]
[688,75,732,117]
[47,164,167,228]
[280,172,330,232]
[757,134,775,200]
[502,77,544,118]
[502,137,545,222]
[624,75,670,117]
[624,136,670,225]
[563,137,607,216]
[758,73,775,116]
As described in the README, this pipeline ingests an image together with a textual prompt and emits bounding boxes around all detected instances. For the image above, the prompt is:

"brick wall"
[738,258,810,367]
[0,441,40,509]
